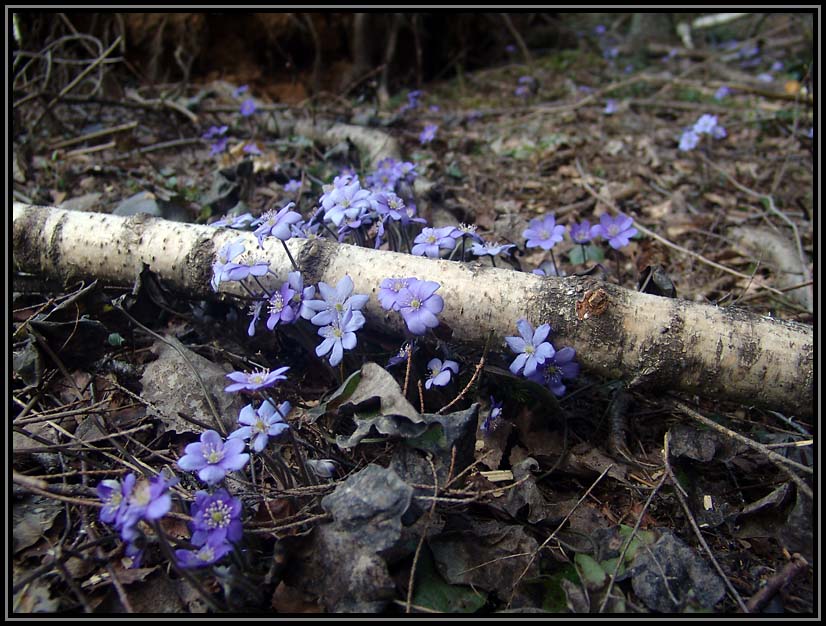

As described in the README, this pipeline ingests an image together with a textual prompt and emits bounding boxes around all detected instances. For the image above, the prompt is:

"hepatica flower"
[188,488,243,547]
[396,279,444,335]
[304,275,369,327]
[239,98,256,117]
[528,347,579,397]
[321,179,374,227]
[714,85,731,100]
[225,365,289,393]
[523,214,566,250]
[481,396,503,434]
[176,535,234,569]
[603,99,618,115]
[284,179,302,193]
[569,220,593,244]
[412,226,458,258]
[425,358,459,389]
[678,129,700,152]
[229,400,291,452]
[471,240,515,258]
[253,201,303,246]
[211,236,247,290]
[177,430,250,485]
[419,124,438,145]
[378,277,412,311]
[505,319,554,377]
[590,213,638,249]
[267,281,298,330]
[316,307,364,367]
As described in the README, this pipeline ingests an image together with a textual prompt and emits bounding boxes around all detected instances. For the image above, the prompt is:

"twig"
[744,553,809,613]
[114,304,226,435]
[598,471,668,613]
[500,13,533,66]
[50,120,138,149]
[663,431,750,612]
[406,454,439,613]
[574,158,787,296]
[670,400,813,479]
[699,154,812,308]
[438,333,492,414]
[508,463,614,606]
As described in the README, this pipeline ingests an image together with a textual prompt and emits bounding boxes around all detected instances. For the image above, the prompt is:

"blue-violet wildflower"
[177,430,250,485]
[505,318,554,377]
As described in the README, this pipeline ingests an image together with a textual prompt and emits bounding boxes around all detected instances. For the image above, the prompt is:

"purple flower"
[315,307,364,366]
[514,85,530,98]
[429,104,440,112]
[243,142,262,155]
[378,277,413,311]
[233,85,249,97]
[412,226,458,258]
[321,180,374,227]
[121,473,177,527]
[212,212,255,229]
[451,223,484,243]
[693,114,719,135]
[188,488,243,547]
[505,318,554,377]
[594,24,606,35]
[266,281,297,330]
[425,358,459,389]
[757,72,774,83]
[387,341,416,368]
[209,136,228,156]
[224,365,290,393]
[589,213,638,249]
[253,201,302,246]
[202,125,228,140]
[714,85,731,100]
[603,99,618,115]
[303,275,369,327]
[212,236,266,291]
[97,477,131,525]
[229,400,290,453]
[770,60,784,72]
[523,214,566,250]
[177,430,250,485]
[419,124,438,145]
[396,279,444,335]
[569,220,593,244]
[175,535,234,569]
[505,44,517,53]
[247,300,264,337]
[284,179,302,193]
[678,129,700,152]
[239,98,256,117]
[528,347,579,397]
[481,396,503,434]
[286,271,316,320]
[470,241,516,257]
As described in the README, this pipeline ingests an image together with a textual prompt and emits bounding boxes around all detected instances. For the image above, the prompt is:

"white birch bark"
[12,202,813,417]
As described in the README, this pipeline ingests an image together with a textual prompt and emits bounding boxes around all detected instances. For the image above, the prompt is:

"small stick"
[405,454,439,613]
[744,553,809,613]
[663,431,750,612]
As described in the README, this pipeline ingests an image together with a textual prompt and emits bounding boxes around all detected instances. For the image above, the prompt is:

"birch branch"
[12,202,813,417]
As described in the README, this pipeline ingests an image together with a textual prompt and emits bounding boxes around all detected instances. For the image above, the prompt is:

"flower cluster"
[97,472,177,566]
[203,125,229,156]
[679,113,727,152]
[505,319,579,397]
[303,275,368,366]
[379,277,444,335]
[514,75,537,98]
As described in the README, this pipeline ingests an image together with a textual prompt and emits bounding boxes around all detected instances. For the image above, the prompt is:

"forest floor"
[11,13,814,616]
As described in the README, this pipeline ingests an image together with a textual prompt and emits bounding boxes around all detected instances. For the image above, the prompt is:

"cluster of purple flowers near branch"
[96,84,661,576]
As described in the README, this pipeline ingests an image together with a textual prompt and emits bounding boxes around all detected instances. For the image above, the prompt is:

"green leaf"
[412,547,487,613]
[574,553,607,590]
[540,565,580,612]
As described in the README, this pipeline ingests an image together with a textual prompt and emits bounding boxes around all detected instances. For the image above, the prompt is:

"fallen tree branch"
[12,203,813,417]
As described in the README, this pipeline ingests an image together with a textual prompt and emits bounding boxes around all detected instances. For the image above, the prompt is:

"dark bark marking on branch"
[297,237,336,290]
[13,204,50,273]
